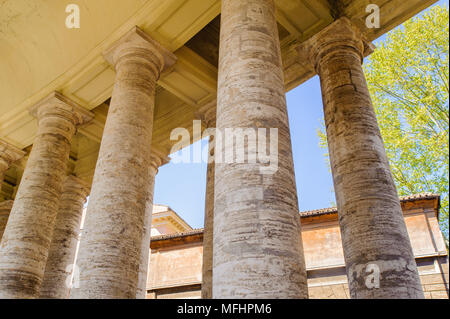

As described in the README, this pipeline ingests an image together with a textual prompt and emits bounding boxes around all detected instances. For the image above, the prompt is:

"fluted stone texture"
[71,27,176,299]
[39,175,90,299]
[0,201,13,241]
[199,105,216,299]
[297,18,424,299]
[213,0,308,298]
[0,92,93,299]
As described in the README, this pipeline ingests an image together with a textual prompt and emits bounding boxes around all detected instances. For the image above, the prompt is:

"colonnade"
[297,17,424,299]
[0,0,424,299]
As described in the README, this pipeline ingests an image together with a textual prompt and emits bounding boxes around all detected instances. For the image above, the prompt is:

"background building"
[146,194,449,299]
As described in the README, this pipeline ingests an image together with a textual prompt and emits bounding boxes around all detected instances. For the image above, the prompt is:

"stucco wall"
[147,242,203,291]
[146,198,449,299]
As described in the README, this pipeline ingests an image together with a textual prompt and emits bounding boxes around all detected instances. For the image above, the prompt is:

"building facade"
[146,194,449,299]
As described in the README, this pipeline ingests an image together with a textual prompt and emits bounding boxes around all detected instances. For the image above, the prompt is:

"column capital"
[29,92,94,127]
[296,17,375,72]
[104,26,176,74]
[0,140,25,168]
[195,100,217,128]
[149,147,170,173]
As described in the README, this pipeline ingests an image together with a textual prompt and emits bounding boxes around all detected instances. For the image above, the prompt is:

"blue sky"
[153,0,448,229]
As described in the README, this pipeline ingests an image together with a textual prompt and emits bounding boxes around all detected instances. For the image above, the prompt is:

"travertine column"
[136,149,169,299]
[197,102,216,299]
[71,27,176,299]
[0,140,25,240]
[213,0,308,298]
[0,92,93,299]
[297,17,424,299]
[39,175,90,299]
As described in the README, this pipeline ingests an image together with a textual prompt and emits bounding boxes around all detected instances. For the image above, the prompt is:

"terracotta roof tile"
[150,193,441,240]
[151,228,204,241]
[299,193,440,217]
[299,206,338,217]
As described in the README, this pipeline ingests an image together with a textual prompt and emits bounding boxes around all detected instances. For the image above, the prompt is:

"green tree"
[319,5,449,239]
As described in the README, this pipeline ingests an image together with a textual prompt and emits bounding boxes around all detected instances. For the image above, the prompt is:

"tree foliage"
[320,5,449,239]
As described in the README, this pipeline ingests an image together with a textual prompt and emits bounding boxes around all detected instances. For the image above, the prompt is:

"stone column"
[136,149,169,299]
[196,102,216,299]
[71,27,176,299]
[213,0,308,298]
[0,92,93,299]
[39,175,90,299]
[297,17,424,299]
[0,140,25,240]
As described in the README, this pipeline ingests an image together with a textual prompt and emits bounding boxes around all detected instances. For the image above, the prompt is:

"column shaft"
[39,175,89,299]
[71,27,175,299]
[202,136,215,299]
[198,104,216,300]
[0,93,92,298]
[213,0,308,298]
[135,167,156,299]
[298,18,424,298]
[136,150,168,299]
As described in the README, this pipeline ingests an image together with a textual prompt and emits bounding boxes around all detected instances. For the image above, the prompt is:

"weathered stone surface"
[136,149,169,299]
[297,17,424,299]
[39,175,90,299]
[71,27,176,299]
[0,92,93,299]
[197,102,216,299]
[213,0,308,298]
